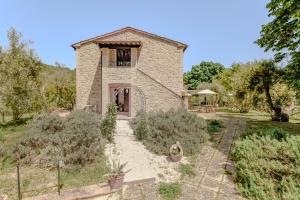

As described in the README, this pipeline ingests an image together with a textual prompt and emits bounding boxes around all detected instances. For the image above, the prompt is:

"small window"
[117,48,131,66]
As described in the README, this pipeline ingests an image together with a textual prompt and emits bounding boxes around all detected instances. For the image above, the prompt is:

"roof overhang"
[95,40,142,48]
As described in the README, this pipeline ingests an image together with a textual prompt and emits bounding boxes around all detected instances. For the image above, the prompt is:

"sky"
[0,0,273,71]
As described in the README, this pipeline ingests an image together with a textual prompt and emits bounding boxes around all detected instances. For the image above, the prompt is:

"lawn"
[0,115,109,200]
[218,106,300,124]
[246,120,300,135]
[217,107,300,134]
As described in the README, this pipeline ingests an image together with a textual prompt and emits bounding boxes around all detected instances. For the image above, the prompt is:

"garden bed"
[232,126,300,200]
[0,108,117,199]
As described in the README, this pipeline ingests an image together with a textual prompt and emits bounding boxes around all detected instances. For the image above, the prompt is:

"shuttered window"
[116,48,131,66]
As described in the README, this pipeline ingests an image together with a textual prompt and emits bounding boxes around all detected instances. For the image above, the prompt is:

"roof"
[71,27,188,51]
[198,89,217,95]
[95,41,142,47]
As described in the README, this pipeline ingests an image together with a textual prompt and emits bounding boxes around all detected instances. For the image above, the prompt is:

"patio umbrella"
[197,89,217,95]
[198,89,218,105]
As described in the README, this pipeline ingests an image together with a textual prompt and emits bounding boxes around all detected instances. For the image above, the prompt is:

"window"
[117,48,131,66]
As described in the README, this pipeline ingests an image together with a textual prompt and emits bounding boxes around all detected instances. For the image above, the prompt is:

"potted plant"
[108,160,130,189]
[169,141,183,162]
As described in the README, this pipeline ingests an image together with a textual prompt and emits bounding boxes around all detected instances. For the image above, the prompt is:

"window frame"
[116,47,131,67]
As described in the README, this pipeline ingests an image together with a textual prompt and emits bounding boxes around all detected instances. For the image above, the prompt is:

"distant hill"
[40,64,75,85]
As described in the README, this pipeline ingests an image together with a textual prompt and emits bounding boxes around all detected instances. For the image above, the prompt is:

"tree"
[0,28,42,120]
[45,78,76,110]
[256,0,300,98]
[44,62,76,110]
[248,60,289,121]
[184,61,225,89]
[217,62,258,113]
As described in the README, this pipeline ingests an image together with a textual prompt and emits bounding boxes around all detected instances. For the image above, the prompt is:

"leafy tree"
[45,75,75,110]
[217,62,258,112]
[256,0,300,97]
[184,61,225,89]
[248,60,289,121]
[0,28,42,120]
[41,62,75,110]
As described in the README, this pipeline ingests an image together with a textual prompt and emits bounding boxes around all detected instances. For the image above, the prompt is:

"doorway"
[110,87,130,116]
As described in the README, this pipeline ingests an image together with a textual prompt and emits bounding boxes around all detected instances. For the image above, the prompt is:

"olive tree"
[0,28,42,120]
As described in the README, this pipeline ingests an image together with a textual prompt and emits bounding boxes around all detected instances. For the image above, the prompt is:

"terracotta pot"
[108,174,124,189]
[169,141,183,162]
[170,154,182,162]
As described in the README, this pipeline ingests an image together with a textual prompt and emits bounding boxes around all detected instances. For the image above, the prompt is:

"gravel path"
[105,120,186,183]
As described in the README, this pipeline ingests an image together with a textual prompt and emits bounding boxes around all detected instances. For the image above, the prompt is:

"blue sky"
[0,0,273,71]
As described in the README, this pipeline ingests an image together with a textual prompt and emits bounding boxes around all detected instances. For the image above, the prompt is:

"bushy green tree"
[0,28,42,120]
[248,60,290,121]
[184,61,225,89]
[256,0,300,99]
[45,77,75,110]
[217,62,258,112]
[41,62,76,111]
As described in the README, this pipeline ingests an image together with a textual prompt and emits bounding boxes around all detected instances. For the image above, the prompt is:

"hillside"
[40,64,75,85]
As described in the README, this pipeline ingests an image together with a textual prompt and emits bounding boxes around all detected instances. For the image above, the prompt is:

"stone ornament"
[169,141,183,162]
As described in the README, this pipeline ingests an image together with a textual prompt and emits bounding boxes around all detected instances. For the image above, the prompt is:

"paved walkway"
[114,118,246,200]
[179,119,246,200]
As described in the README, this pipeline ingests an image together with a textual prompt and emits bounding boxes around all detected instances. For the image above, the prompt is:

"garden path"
[104,120,186,183]
[178,119,246,200]
[105,118,246,200]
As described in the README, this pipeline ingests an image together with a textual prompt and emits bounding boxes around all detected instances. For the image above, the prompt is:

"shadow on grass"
[0,116,33,128]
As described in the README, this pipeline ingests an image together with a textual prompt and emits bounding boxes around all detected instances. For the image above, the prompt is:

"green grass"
[159,182,181,200]
[217,107,300,124]
[60,155,110,189]
[218,110,271,121]
[178,163,195,178]
[216,107,300,135]
[246,120,300,136]
[0,115,110,200]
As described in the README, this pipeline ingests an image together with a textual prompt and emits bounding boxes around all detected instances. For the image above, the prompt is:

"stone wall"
[75,43,102,112]
[75,30,185,116]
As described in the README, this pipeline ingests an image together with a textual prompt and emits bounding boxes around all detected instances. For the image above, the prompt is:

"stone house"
[72,27,188,117]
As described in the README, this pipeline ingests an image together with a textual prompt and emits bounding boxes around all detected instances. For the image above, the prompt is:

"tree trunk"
[264,84,287,121]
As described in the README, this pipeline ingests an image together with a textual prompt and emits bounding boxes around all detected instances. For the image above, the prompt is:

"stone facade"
[73,27,187,116]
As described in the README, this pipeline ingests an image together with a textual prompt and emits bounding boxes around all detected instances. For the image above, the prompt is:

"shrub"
[159,182,181,200]
[209,120,223,127]
[13,110,105,167]
[132,112,149,140]
[208,120,223,133]
[100,104,117,142]
[232,128,300,200]
[209,124,220,132]
[131,108,208,156]
[242,127,288,141]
